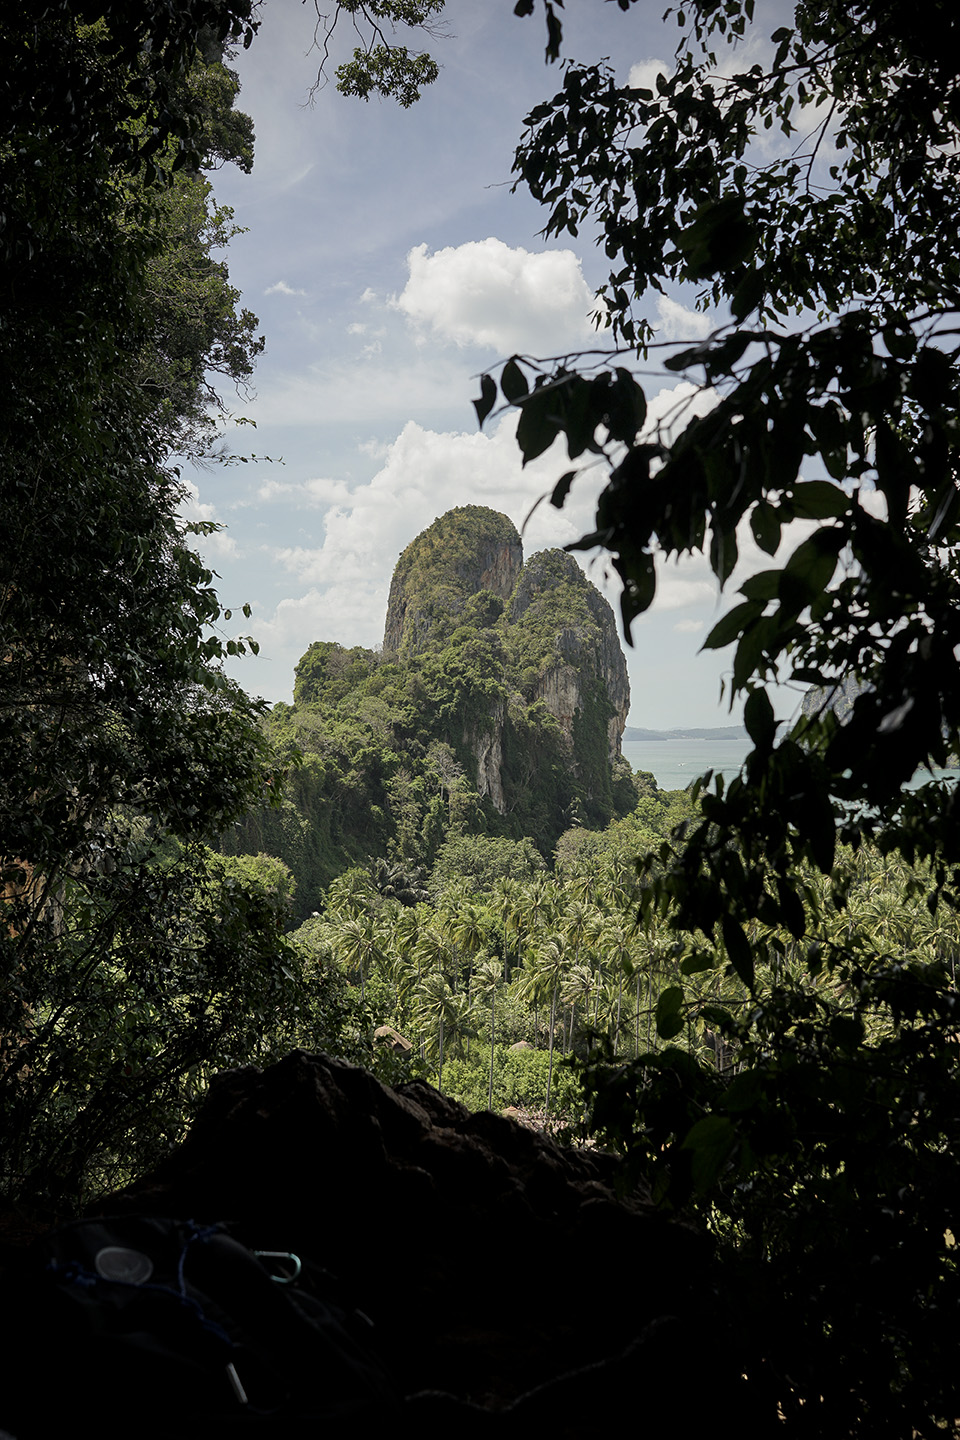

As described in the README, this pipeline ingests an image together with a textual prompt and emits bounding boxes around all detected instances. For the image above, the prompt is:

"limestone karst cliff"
[505,547,630,766]
[224,506,638,911]
[381,510,631,823]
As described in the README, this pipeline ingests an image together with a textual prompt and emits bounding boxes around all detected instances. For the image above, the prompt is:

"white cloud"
[628,58,672,92]
[642,379,721,444]
[392,238,600,356]
[258,475,353,507]
[178,479,239,560]
[265,280,307,297]
[654,295,713,342]
[649,561,718,614]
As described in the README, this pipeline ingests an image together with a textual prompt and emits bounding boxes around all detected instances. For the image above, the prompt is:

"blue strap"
[48,1221,234,1348]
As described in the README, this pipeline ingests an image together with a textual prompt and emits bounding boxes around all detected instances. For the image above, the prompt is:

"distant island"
[623,725,749,742]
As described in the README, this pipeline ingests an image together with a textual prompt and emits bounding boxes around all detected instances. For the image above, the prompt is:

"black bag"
[1,1214,398,1437]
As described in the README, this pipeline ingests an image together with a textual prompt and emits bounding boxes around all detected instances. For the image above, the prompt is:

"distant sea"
[623,738,751,791]
[622,737,957,793]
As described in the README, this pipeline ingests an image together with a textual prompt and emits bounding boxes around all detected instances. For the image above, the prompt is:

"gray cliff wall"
[508,549,630,767]
[381,512,631,827]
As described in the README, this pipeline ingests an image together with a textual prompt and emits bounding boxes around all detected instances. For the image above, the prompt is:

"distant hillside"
[800,673,863,723]
[624,725,749,742]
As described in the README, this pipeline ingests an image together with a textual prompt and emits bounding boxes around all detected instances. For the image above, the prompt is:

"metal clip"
[253,1250,302,1284]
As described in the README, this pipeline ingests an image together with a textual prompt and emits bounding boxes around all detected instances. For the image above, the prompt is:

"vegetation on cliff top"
[384,505,522,656]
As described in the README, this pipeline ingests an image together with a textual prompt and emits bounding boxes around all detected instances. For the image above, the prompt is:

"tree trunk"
[545,984,558,1128]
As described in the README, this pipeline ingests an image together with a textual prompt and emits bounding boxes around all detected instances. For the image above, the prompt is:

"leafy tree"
[132,166,264,461]
[429,833,546,896]
[470,3,960,1428]
[0,1,285,1206]
[479,0,960,923]
[307,0,447,108]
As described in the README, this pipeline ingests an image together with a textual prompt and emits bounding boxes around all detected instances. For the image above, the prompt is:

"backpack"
[1,1214,399,1437]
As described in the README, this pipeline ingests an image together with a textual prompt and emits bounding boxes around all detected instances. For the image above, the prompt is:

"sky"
[185,0,807,730]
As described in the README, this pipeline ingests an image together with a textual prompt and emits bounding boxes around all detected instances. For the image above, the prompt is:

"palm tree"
[413,923,454,986]
[596,917,635,1051]
[473,954,503,1109]
[445,898,491,1026]
[525,876,560,937]
[519,935,569,1127]
[560,961,594,1054]
[328,913,383,1005]
[495,876,531,983]
[413,972,475,1091]
[633,920,671,1057]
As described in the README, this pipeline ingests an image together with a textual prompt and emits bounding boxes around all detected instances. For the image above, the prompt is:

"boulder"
[373,1024,412,1053]
[97,1051,710,1408]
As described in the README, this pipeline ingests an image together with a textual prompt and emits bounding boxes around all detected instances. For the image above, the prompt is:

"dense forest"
[4,1,960,1433]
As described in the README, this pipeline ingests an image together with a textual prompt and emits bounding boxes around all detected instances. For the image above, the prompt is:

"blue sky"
[185,0,807,729]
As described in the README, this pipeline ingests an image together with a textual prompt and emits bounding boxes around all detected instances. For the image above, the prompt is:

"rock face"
[801,672,863,723]
[384,506,523,656]
[383,509,632,829]
[507,548,630,765]
[96,1052,723,1415]
[467,697,507,810]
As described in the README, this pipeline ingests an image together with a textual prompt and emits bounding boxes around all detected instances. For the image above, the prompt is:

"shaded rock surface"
[508,547,630,766]
[98,1051,712,1410]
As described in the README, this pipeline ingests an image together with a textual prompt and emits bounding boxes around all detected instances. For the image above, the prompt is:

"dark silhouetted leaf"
[473,374,496,427]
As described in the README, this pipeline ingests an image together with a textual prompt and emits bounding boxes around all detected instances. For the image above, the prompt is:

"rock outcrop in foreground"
[93,1052,756,1430]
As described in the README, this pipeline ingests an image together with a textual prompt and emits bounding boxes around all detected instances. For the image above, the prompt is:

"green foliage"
[468,3,960,1427]
[293,642,378,708]
[133,170,264,461]
[0,1,285,1208]
[487,0,960,910]
[442,1044,580,1117]
[1,838,304,1204]
[429,834,546,896]
[212,851,297,917]
[310,1,446,108]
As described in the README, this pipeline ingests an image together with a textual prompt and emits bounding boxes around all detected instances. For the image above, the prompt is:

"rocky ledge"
[87,1051,759,1431]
